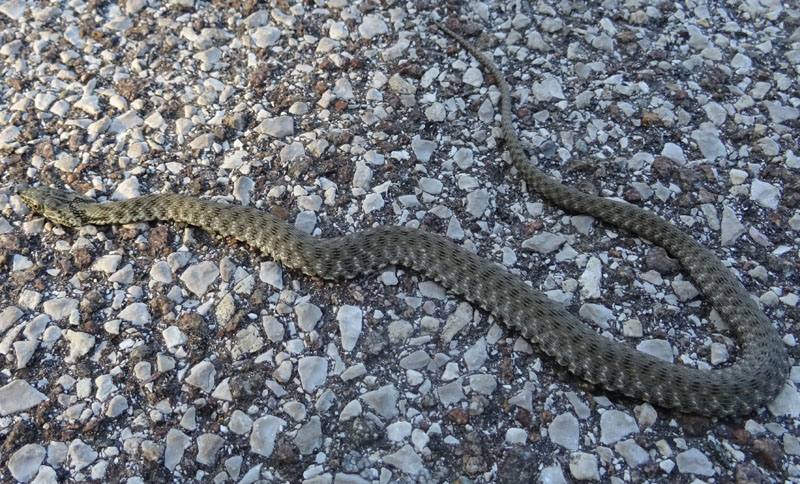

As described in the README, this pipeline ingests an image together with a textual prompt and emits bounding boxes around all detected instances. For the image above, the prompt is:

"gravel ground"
[1,0,800,483]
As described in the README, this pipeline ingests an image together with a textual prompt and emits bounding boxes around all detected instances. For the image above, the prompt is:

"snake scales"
[20,22,788,416]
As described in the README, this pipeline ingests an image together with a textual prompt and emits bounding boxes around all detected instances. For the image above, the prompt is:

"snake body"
[20,23,788,416]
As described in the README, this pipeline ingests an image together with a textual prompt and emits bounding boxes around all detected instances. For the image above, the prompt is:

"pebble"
[615,439,649,467]
[295,302,323,331]
[382,444,423,475]
[68,439,98,471]
[298,356,328,391]
[259,261,283,289]
[361,384,398,419]
[42,297,78,321]
[720,206,746,245]
[539,464,568,484]
[690,125,726,161]
[569,452,600,480]
[358,14,388,39]
[91,254,121,273]
[164,429,191,471]
[250,416,286,457]
[579,257,602,299]
[256,116,294,138]
[676,448,715,476]
[635,339,673,363]
[661,143,687,164]
[180,261,219,296]
[505,428,527,444]
[549,413,580,450]
[339,400,362,421]
[185,361,216,392]
[411,136,437,162]
[64,330,96,363]
[463,337,488,370]
[768,383,800,417]
[750,179,781,209]
[466,189,490,217]
[436,380,465,405]
[532,76,565,101]
[363,193,384,213]
[600,410,640,444]
[294,417,322,454]
[230,410,254,435]
[522,232,566,253]
[399,350,431,370]
[337,305,363,351]
[196,434,225,466]
[462,67,483,87]
[8,443,46,482]
[118,302,151,325]
[762,100,799,123]
[578,303,614,328]
[425,102,446,122]
[419,177,443,195]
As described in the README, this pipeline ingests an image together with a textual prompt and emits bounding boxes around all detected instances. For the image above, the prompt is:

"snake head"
[19,186,93,227]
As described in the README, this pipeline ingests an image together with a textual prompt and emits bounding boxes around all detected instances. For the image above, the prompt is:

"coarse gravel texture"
[0,0,799,483]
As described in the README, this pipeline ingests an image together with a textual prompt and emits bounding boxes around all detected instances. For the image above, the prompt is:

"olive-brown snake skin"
[20,22,788,416]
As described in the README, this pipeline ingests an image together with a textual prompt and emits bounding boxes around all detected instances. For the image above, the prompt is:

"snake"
[19,22,788,417]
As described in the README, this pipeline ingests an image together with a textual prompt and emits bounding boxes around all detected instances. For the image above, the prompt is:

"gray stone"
[118,302,151,325]
[522,232,566,254]
[294,417,322,455]
[42,297,79,320]
[532,76,565,101]
[180,261,219,296]
[105,395,128,417]
[64,330,96,363]
[259,261,283,289]
[579,257,603,299]
[68,439,97,471]
[464,337,487,370]
[230,410,254,435]
[337,305,362,351]
[768,383,800,417]
[538,463,568,484]
[615,439,649,467]
[600,410,639,444]
[549,413,579,450]
[466,189,490,217]
[382,444,423,475]
[750,179,781,209]
[185,361,216,392]
[250,416,286,457]
[462,67,483,87]
[691,126,726,161]
[196,433,225,466]
[399,350,431,370]
[358,14,388,39]
[361,384,398,419]
[676,448,714,476]
[411,136,436,162]
[8,443,46,482]
[569,452,599,480]
[298,356,328,391]
[257,116,294,138]
[636,339,673,363]
[720,206,746,245]
[436,379,465,405]
[164,429,191,471]
[469,374,497,395]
